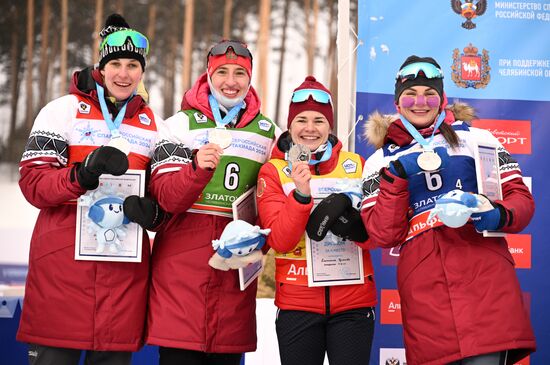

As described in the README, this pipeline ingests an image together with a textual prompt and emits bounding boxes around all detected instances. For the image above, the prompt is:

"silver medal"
[108,136,131,155]
[209,128,233,149]
[287,144,311,164]
[417,150,442,172]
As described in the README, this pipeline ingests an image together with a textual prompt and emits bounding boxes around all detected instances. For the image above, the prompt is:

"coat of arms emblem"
[451,0,487,29]
[451,43,490,89]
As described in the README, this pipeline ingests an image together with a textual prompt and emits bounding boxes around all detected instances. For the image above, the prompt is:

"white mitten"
[225,250,263,270]
[208,252,231,271]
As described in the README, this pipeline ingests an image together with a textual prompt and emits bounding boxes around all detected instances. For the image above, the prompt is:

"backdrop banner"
[356,1,550,364]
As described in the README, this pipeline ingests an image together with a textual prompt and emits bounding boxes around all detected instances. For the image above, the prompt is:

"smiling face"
[289,110,331,151]
[100,58,143,101]
[398,85,441,129]
[210,64,250,100]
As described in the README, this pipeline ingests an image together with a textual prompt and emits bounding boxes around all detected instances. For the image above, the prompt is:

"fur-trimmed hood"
[363,102,476,149]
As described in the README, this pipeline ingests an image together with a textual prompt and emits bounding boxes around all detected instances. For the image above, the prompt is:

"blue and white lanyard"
[399,111,446,151]
[287,142,333,170]
[208,94,244,128]
[96,83,130,138]
[309,143,333,166]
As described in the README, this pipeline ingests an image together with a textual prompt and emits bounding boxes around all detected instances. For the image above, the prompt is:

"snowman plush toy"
[428,189,494,228]
[88,196,130,253]
[209,220,271,271]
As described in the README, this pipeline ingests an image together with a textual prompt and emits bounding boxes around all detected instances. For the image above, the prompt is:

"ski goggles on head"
[291,89,332,105]
[100,30,150,55]
[208,40,253,60]
[396,62,444,81]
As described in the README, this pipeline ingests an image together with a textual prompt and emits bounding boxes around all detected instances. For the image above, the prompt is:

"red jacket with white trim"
[17,66,160,351]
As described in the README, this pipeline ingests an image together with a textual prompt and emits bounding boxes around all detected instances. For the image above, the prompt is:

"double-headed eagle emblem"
[451,0,487,29]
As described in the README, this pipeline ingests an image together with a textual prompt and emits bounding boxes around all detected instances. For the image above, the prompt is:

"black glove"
[123,195,166,230]
[306,193,352,241]
[76,146,129,190]
[330,208,369,242]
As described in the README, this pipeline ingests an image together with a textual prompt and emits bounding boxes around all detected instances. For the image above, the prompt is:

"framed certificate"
[232,187,263,290]
[305,233,364,287]
[474,141,505,237]
[75,169,145,262]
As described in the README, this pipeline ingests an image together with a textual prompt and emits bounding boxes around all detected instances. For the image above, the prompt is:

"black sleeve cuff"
[495,203,510,230]
[293,190,312,204]
[389,160,408,179]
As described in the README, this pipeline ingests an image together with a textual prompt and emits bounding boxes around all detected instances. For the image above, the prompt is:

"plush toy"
[428,189,480,228]
[88,196,130,253]
[209,220,271,271]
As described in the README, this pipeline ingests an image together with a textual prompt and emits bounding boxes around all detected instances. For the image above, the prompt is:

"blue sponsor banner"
[357,0,550,101]
[356,1,549,364]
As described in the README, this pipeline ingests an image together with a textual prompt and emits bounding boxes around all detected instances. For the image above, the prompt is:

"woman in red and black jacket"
[257,76,376,365]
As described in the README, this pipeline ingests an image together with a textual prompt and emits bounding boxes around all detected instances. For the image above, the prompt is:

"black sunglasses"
[208,40,253,61]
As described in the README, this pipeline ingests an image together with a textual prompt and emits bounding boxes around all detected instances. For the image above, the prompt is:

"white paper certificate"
[75,169,145,262]
[305,232,364,287]
[231,187,264,290]
[474,141,505,238]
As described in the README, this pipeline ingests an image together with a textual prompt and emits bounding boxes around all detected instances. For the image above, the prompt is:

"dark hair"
[439,123,459,149]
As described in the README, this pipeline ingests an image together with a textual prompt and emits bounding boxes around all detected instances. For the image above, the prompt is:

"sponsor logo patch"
[342,158,357,174]
[258,119,272,132]
[78,101,91,114]
[138,113,151,126]
[195,112,208,123]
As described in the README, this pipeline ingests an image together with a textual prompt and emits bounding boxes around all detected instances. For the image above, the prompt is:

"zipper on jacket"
[325,287,331,315]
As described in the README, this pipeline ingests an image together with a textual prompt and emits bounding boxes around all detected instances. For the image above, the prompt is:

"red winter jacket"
[360,104,536,365]
[257,133,377,315]
[17,67,157,351]
[146,73,274,353]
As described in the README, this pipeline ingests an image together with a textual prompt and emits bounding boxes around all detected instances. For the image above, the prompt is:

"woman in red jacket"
[131,40,280,365]
[360,55,536,365]
[17,14,158,365]
[257,76,376,365]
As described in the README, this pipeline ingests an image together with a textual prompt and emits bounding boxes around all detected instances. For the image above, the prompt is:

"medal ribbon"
[96,83,130,138]
[287,142,333,170]
[208,94,244,128]
[308,142,332,166]
[399,111,446,151]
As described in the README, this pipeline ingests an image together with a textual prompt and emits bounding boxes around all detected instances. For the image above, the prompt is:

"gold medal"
[108,136,131,155]
[287,144,311,164]
[417,150,442,172]
[209,128,233,149]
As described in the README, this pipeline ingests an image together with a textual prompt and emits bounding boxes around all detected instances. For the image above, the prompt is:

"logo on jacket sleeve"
[138,113,151,126]
[342,158,357,174]
[282,165,292,177]
[78,101,91,114]
[258,119,272,132]
[194,112,208,123]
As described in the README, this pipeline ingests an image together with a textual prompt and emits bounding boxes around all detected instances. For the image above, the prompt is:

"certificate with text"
[305,233,364,287]
[474,141,505,238]
[232,187,264,290]
[75,170,145,262]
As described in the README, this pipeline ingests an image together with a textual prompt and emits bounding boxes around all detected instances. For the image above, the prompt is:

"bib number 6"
[224,163,240,190]
[424,172,442,191]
